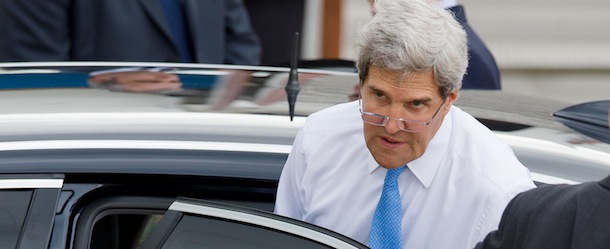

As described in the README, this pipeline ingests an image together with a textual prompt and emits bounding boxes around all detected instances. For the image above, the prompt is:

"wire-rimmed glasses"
[359,93,448,133]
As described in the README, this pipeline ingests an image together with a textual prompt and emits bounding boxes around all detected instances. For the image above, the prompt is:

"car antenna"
[285,32,301,121]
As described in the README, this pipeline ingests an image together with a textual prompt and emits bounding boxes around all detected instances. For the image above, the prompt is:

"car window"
[0,190,33,249]
[0,175,63,249]
[75,192,279,249]
[90,213,163,249]
[141,198,367,249]
[73,196,172,249]
[159,214,336,249]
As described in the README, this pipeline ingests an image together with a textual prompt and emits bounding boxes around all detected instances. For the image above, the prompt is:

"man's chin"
[372,155,410,169]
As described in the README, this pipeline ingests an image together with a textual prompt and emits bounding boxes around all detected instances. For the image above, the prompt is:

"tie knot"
[384,166,405,186]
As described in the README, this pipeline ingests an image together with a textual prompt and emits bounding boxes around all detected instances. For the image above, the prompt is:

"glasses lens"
[359,92,445,133]
[361,112,386,126]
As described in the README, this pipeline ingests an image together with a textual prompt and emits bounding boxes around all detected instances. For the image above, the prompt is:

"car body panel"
[2,62,610,184]
[1,61,609,248]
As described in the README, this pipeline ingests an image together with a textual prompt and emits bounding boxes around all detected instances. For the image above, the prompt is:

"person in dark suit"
[474,174,610,249]
[0,0,261,65]
[447,4,501,89]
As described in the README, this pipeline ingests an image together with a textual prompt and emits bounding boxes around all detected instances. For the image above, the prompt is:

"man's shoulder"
[448,105,494,134]
[447,105,522,166]
[447,106,535,196]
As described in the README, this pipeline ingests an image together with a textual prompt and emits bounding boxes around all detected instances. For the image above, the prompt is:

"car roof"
[1,62,609,183]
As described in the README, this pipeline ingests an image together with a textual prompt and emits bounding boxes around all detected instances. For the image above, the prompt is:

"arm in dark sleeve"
[474,192,525,249]
[223,0,261,65]
[0,0,71,62]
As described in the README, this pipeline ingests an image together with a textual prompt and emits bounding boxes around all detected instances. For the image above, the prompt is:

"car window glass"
[91,214,163,249]
[85,198,276,249]
[132,215,163,249]
[0,190,34,249]
[160,214,334,249]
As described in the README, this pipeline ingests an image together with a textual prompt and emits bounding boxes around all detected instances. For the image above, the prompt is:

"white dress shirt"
[274,100,536,249]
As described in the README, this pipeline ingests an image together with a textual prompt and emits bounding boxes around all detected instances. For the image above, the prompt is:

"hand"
[88,71,182,93]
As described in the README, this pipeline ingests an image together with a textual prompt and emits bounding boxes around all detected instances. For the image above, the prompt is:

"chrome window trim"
[0,140,292,154]
[0,112,306,127]
[0,61,357,76]
[0,179,63,189]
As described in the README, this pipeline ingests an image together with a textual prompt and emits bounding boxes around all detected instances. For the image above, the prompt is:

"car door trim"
[0,140,291,153]
[169,200,362,248]
[0,178,63,189]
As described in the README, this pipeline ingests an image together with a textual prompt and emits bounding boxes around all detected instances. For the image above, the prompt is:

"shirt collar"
[368,106,453,188]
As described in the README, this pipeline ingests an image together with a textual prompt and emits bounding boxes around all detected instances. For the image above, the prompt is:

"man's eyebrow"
[366,83,435,103]
[365,84,384,93]
[409,97,433,104]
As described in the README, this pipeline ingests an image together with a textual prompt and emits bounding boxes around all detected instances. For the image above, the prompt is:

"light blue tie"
[369,166,405,249]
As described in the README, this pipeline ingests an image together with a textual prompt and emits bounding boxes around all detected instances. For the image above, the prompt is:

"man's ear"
[448,88,459,102]
[444,89,459,113]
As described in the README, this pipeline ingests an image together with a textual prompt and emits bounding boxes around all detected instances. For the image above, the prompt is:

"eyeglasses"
[359,93,448,133]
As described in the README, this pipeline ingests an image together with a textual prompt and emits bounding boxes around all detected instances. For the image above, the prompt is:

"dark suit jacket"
[448,5,501,90]
[0,0,261,65]
[475,175,610,249]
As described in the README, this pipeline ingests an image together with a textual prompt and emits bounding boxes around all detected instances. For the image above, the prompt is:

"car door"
[0,174,63,249]
[140,198,368,249]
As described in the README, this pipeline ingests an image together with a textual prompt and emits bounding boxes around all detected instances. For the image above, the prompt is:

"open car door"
[140,198,368,249]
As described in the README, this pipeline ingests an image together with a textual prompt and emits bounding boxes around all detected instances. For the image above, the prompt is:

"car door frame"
[140,197,368,249]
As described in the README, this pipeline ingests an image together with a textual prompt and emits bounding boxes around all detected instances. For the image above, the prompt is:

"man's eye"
[412,100,423,107]
[373,91,384,98]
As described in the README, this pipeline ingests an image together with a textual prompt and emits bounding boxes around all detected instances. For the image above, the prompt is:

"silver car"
[0,61,608,248]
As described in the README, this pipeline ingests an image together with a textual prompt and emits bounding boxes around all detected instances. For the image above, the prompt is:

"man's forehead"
[367,67,435,87]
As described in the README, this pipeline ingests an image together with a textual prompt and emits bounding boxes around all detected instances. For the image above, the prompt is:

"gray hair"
[355,0,468,96]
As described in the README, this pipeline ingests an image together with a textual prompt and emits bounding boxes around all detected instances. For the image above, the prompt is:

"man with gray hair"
[274,0,535,248]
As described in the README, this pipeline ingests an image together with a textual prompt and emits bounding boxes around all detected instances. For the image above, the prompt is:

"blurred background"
[246,0,610,104]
